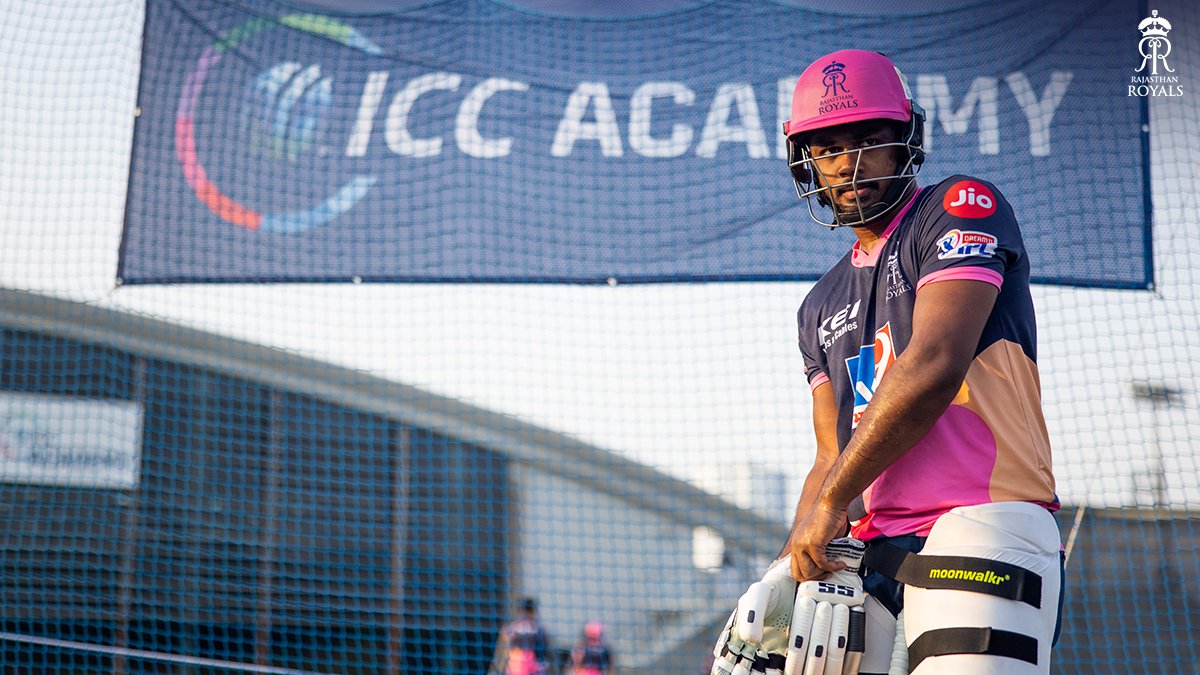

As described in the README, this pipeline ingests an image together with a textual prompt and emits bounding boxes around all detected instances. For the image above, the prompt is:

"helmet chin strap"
[827,157,916,229]
[837,197,893,225]
[844,176,912,228]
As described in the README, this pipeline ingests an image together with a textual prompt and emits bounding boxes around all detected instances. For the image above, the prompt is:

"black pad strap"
[908,627,1038,671]
[864,541,1042,608]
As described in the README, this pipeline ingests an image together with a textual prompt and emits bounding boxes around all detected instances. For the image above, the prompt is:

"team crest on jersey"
[885,251,912,301]
[937,229,998,260]
[845,323,897,428]
[943,180,996,218]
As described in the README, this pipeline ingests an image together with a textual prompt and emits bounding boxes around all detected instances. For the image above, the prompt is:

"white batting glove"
[711,555,797,675]
[785,537,867,675]
[711,538,869,675]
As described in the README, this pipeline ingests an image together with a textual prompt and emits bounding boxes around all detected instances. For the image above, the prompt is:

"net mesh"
[0,0,1198,673]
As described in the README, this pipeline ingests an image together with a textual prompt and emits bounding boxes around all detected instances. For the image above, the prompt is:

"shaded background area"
[0,291,1196,673]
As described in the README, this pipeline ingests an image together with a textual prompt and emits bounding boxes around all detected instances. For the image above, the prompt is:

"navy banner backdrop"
[120,0,1150,287]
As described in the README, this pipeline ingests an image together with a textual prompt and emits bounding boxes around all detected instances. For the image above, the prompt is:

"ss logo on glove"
[817,582,857,598]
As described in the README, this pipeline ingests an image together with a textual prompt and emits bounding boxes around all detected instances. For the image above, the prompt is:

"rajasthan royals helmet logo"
[822,61,850,97]
[176,15,381,234]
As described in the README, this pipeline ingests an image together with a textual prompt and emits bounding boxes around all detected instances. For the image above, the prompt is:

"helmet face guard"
[786,107,925,229]
[783,50,927,229]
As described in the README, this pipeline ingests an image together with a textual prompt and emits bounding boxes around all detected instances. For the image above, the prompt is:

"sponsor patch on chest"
[819,299,861,350]
[845,323,897,428]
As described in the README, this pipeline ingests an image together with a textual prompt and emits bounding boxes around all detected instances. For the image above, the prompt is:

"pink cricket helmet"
[783,50,926,228]
[784,49,915,140]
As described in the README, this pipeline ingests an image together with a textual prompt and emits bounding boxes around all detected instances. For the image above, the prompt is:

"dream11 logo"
[1130,10,1183,97]
[175,15,381,234]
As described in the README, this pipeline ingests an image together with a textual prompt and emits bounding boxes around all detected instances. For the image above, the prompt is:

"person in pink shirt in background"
[490,597,550,675]
[569,621,613,675]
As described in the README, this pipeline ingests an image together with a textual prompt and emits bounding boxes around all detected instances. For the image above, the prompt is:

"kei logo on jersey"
[845,323,897,428]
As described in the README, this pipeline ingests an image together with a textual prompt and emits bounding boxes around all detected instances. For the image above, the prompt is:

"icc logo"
[822,61,849,97]
[176,15,380,233]
[1137,10,1174,75]
[246,62,333,161]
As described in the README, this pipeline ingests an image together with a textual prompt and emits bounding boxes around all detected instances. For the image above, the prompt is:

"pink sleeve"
[809,372,830,392]
[916,267,1003,293]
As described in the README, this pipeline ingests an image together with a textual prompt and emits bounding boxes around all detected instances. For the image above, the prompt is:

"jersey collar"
[850,187,925,268]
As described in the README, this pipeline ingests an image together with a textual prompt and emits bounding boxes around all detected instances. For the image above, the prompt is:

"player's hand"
[788,501,850,581]
[785,538,868,675]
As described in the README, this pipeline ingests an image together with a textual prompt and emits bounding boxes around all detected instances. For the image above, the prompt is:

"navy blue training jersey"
[796,175,1058,539]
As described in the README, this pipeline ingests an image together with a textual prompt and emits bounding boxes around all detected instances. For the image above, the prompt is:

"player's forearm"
[797,450,836,523]
[817,351,966,510]
[781,452,836,556]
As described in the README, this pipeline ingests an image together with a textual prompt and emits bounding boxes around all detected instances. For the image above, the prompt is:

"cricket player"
[710,50,1063,674]
[490,597,550,675]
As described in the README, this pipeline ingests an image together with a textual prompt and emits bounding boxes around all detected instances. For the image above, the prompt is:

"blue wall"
[0,327,511,673]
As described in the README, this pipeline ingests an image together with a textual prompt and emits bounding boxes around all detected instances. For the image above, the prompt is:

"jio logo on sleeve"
[943,180,996,218]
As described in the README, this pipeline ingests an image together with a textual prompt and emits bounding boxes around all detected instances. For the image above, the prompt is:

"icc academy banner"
[119,0,1153,287]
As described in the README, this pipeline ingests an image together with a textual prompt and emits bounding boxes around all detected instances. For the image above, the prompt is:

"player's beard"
[834,199,867,216]
[831,187,880,217]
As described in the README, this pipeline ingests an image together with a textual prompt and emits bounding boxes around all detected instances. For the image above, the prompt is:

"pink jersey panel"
[852,404,997,539]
